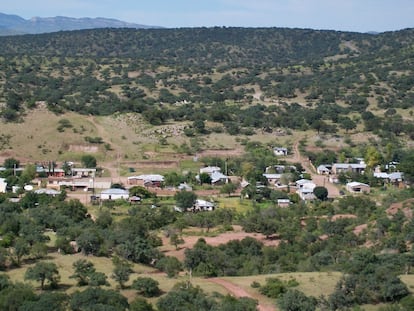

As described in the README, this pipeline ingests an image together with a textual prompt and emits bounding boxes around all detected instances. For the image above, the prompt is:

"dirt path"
[287,141,340,198]
[209,278,275,311]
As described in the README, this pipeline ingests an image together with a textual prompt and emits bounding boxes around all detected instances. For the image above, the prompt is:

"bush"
[259,277,299,299]
[132,277,161,297]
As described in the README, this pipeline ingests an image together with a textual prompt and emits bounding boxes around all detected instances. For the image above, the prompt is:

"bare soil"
[208,278,275,311]
[161,225,280,261]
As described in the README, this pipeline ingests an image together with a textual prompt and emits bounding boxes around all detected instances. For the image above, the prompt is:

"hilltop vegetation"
[0,27,413,143]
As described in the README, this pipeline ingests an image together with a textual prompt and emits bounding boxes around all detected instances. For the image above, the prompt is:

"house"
[197,166,228,185]
[129,196,142,204]
[277,199,291,208]
[210,171,229,185]
[295,179,316,190]
[36,166,65,178]
[72,168,96,178]
[190,199,215,212]
[178,183,192,191]
[200,166,221,174]
[127,174,164,187]
[374,172,404,186]
[296,188,316,201]
[0,178,7,193]
[317,165,331,175]
[100,188,129,200]
[332,163,366,175]
[346,182,370,194]
[263,173,282,186]
[273,147,288,156]
[266,165,297,174]
[34,188,61,196]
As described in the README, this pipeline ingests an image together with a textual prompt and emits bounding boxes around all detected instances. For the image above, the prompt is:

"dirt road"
[288,141,340,198]
[209,278,275,311]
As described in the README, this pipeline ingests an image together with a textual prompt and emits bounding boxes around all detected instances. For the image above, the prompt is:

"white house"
[332,163,366,175]
[191,199,215,212]
[273,147,288,156]
[295,179,316,190]
[317,165,331,175]
[297,188,316,201]
[210,171,228,184]
[34,188,61,196]
[200,166,221,174]
[100,188,129,200]
[277,199,291,208]
[346,182,370,194]
[0,178,7,193]
[263,174,282,186]
[198,166,228,185]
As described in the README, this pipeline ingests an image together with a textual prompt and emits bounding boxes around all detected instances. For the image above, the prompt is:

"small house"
[273,147,288,156]
[332,163,366,175]
[295,179,315,190]
[0,178,7,193]
[317,165,331,175]
[200,166,221,174]
[100,188,129,200]
[346,182,370,194]
[34,188,61,196]
[127,174,164,187]
[263,173,282,186]
[296,188,316,201]
[190,199,215,212]
[72,168,96,178]
[210,171,228,185]
[277,199,291,208]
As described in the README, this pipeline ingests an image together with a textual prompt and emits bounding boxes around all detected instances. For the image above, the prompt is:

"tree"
[156,282,216,311]
[11,237,30,266]
[220,295,258,311]
[129,297,155,311]
[111,256,132,289]
[19,164,36,186]
[131,277,161,297]
[81,155,97,168]
[70,259,97,286]
[70,287,128,311]
[25,262,60,290]
[365,146,382,169]
[220,182,238,197]
[313,186,328,201]
[339,117,357,133]
[398,152,414,183]
[19,292,68,311]
[198,172,212,185]
[277,289,317,311]
[0,282,37,311]
[3,158,19,169]
[129,186,154,199]
[156,256,183,278]
[76,228,104,256]
[174,191,197,210]
[170,232,185,250]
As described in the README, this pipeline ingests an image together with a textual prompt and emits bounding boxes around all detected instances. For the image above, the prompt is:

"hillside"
[0,27,413,162]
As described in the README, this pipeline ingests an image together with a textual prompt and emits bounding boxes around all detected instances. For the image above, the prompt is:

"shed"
[100,188,129,200]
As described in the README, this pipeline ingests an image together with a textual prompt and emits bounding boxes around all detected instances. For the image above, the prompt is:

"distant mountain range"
[0,12,160,35]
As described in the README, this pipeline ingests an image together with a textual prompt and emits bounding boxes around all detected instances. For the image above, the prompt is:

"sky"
[2,0,413,33]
